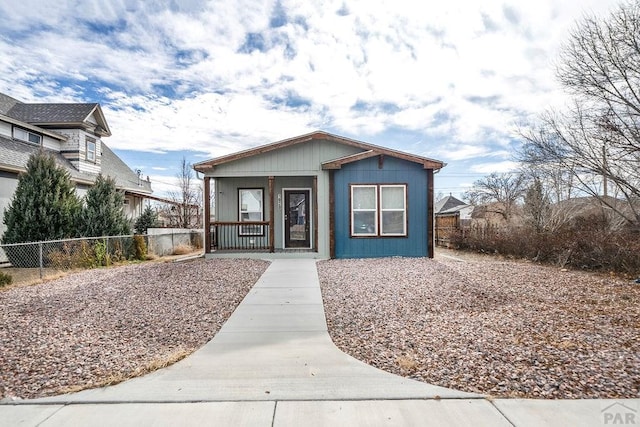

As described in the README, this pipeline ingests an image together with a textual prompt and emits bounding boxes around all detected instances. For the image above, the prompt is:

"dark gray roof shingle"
[435,195,467,213]
[7,103,98,124]
[100,143,152,193]
[0,93,20,116]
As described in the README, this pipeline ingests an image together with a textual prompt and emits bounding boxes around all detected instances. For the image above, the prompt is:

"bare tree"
[522,177,551,232]
[463,172,527,221]
[165,157,201,228]
[519,1,640,227]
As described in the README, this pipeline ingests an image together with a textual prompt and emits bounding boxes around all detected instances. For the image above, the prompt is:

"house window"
[13,127,41,145]
[380,185,407,235]
[351,185,377,236]
[350,184,407,237]
[239,188,264,236]
[86,138,96,162]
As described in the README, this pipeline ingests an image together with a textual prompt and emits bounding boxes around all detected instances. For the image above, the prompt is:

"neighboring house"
[434,194,474,246]
[0,92,153,238]
[194,131,445,258]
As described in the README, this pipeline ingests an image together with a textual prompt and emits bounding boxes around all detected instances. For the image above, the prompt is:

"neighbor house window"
[86,138,96,162]
[350,184,407,237]
[13,127,41,145]
[239,188,264,236]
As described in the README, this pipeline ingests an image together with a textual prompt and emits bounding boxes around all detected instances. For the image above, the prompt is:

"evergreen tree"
[81,174,131,237]
[134,205,158,234]
[2,150,81,244]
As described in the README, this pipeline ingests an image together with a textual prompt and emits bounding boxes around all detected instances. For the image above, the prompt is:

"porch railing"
[210,221,273,252]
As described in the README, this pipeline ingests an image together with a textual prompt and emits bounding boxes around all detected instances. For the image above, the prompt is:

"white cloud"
[471,160,521,174]
[0,0,624,195]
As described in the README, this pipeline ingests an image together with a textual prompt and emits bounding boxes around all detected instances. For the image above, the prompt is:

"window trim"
[238,188,265,236]
[349,183,408,238]
[13,127,42,145]
[379,184,407,236]
[86,138,97,163]
[350,185,378,237]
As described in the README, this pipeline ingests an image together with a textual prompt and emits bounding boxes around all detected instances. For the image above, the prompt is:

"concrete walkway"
[2,259,638,426]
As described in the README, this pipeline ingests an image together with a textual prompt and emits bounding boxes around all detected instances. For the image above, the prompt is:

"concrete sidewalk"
[2,259,638,426]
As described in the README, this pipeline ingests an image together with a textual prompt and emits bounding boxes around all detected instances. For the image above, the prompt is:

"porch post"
[268,176,275,252]
[313,175,318,252]
[329,170,335,258]
[204,177,211,253]
[427,169,435,258]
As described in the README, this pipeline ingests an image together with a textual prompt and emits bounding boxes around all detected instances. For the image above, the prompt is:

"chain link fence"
[0,230,204,286]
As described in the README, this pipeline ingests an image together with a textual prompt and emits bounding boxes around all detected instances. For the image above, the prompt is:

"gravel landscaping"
[0,258,269,400]
[318,252,640,399]
[2,252,638,401]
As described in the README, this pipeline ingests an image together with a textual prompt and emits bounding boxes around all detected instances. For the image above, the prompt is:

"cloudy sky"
[0,0,622,198]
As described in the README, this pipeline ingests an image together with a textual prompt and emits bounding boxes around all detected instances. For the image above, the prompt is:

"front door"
[284,189,310,248]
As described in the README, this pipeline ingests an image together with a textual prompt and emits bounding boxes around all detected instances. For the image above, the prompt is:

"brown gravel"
[0,258,269,400]
[318,251,640,399]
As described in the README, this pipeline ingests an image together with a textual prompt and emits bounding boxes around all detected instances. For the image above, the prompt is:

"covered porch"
[202,175,322,257]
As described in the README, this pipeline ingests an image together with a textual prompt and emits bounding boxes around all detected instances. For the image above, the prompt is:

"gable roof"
[193,131,445,172]
[1,93,111,137]
[435,195,467,213]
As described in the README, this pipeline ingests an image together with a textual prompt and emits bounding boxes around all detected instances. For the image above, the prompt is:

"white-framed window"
[86,138,96,162]
[350,184,407,237]
[13,127,41,145]
[380,185,407,236]
[239,188,264,236]
[351,185,378,236]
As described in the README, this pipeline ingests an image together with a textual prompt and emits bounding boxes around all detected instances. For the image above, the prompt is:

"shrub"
[0,271,12,287]
[46,241,97,269]
[81,175,130,237]
[134,205,158,234]
[93,240,110,267]
[2,151,81,267]
[133,235,147,261]
[451,220,640,276]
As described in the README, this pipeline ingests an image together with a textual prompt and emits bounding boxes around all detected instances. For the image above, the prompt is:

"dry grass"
[396,354,420,373]
[171,244,193,255]
[58,347,193,395]
[0,267,71,290]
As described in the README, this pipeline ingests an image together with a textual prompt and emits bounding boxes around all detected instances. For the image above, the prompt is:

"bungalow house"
[193,131,445,258]
[0,92,153,238]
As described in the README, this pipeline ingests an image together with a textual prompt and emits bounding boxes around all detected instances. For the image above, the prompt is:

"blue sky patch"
[238,32,267,54]
[269,1,288,28]
[268,91,312,110]
[351,100,401,114]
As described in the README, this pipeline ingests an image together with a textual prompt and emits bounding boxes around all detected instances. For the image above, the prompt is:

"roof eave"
[0,114,68,141]
[194,131,446,171]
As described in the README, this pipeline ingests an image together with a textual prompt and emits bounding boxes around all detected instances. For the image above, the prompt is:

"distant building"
[434,194,474,246]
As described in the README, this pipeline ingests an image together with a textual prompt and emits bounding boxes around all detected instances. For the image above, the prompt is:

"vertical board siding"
[208,140,362,176]
[333,156,429,258]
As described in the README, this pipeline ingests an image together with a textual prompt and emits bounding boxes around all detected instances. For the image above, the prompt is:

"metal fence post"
[39,242,43,279]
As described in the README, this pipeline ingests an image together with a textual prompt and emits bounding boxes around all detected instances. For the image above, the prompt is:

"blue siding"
[333,156,430,258]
